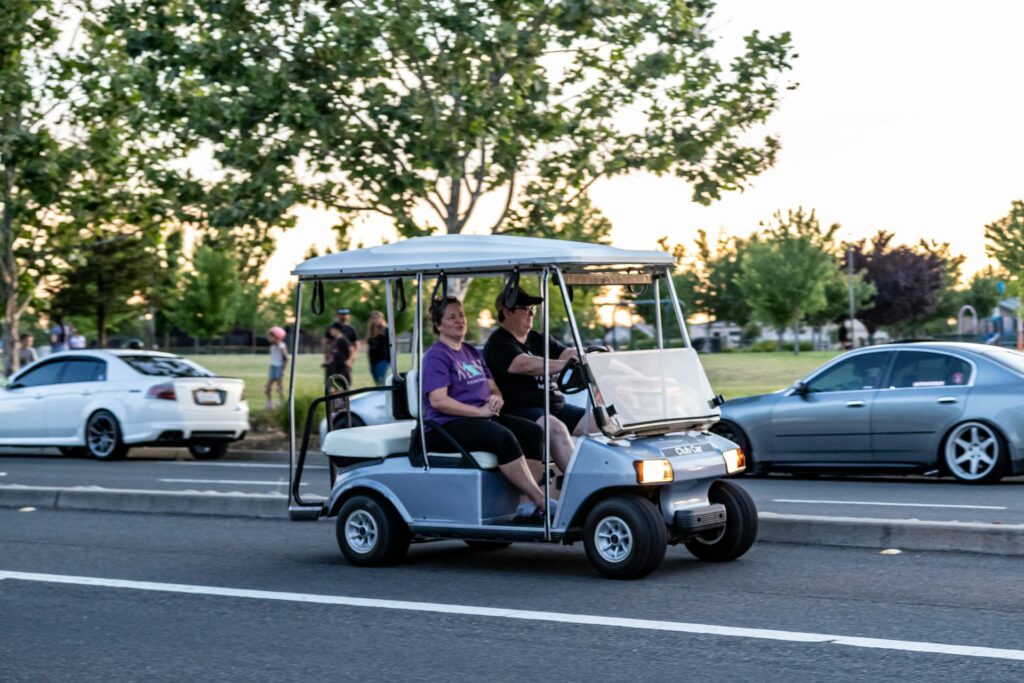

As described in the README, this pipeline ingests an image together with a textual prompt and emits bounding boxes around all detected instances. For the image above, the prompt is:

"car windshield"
[119,355,213,378]
[586,348,718,432]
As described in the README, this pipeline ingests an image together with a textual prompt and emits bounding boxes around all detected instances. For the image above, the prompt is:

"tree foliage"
[851,231,959,341]
[164,245,244,340]
[985,200,1024,276]
[736,208,838,353]
[103,0,795,246]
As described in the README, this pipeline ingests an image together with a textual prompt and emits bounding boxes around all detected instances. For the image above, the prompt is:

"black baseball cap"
[495,286,544,311]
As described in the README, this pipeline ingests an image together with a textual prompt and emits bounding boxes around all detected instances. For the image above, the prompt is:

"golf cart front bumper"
[673,503,726,536]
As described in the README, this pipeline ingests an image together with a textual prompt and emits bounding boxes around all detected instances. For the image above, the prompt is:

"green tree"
[1,1,65,374]
[106,0,795,248]
[165,246,243,344]
[985,200,1024,276]
[736,208,838,353]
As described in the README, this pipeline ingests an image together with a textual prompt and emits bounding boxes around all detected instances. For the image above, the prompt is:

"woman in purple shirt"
[421,297,549,515]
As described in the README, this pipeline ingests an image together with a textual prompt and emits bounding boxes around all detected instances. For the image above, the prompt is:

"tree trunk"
[791,319,801,355]
[97,302,107,348]
[1,136,19,376]
[775,327,785,351]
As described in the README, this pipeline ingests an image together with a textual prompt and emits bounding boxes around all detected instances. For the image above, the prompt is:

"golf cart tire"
[188,443,228,460]
[463,540,513,551]
[336,494,410,567]
[583,494,667,580]
[684,480,758,562]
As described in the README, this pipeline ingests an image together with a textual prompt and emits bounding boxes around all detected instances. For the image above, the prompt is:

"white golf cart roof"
[292,234,674,279]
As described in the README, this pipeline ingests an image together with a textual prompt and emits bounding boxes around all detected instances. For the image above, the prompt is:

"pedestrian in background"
[68,325,86,349]
[335,308,360,350]
[324,322,355,390]
[50,318,68,352]
[264,326,289,410]
[18,334,37,368]
[366,310,391,386]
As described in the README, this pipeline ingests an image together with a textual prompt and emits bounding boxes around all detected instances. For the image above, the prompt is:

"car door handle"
[81,391,94,396]
[846,400,865,408]
[937,397,958,404]
[33,394,45,400]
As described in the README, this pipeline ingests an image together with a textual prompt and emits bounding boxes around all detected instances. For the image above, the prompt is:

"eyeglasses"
[511,306,535,314]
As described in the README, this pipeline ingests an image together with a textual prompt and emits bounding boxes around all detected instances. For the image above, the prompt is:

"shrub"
[749,339,813,352]
[273,392,324,434]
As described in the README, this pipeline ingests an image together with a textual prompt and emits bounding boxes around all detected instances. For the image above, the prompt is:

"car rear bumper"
[124,419,250,445]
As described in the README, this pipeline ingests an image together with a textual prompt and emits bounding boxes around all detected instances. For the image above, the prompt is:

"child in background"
[265,326,289,410]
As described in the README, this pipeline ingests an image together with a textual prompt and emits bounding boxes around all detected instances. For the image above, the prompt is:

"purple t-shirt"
[421,341,493,426]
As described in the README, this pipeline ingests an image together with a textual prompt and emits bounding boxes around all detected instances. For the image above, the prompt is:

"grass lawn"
[187,350,840,421]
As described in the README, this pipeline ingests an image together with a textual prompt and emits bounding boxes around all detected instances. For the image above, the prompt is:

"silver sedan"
[712,342,1024,483]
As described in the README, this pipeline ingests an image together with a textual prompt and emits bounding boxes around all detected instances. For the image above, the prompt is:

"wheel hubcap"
[87,417,116,457]
[947,423,998,480]
[594,516,632,563]
[345,510,378,554]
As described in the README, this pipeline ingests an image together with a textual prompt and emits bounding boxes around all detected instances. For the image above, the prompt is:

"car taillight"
[146,382,177,400]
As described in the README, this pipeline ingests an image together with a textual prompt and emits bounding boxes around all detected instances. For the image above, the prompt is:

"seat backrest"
[384,373,415,421]
[405,369,420,419]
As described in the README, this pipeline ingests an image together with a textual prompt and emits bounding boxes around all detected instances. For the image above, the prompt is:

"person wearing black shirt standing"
[483,287,594,473]
[324,322,355,390]
[366,310,391,386]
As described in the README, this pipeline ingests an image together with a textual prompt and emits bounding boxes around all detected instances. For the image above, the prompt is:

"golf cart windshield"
[587,348,719,435]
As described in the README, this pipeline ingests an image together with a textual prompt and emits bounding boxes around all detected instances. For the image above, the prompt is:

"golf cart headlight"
[634,459,674,484]
[722,448,746,474]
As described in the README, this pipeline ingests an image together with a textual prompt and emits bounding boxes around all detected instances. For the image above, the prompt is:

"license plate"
[194,389,224,405]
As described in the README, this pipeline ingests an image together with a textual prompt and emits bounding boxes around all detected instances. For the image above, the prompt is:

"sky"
[260,0,1024,290]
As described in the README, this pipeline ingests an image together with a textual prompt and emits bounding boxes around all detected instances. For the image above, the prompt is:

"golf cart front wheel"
[336,495,410,567]
[583,495,667,580]
[684,480,758,562]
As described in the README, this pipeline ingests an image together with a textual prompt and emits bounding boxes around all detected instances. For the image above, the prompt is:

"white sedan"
[0,350,249,460]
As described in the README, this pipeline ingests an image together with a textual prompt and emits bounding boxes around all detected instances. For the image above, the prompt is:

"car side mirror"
[794,381,809,396]
[7,381,22,390]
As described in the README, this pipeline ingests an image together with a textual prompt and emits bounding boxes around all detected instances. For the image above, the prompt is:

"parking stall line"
[772,499,1007,511]
[2,570,1023,662]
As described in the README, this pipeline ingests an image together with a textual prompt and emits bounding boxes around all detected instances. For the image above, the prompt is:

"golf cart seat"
[321,421,415,459]
[405,370,499,470]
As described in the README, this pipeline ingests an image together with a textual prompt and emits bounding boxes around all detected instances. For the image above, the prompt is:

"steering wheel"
[556,359,588,394]
[585,345,610,354]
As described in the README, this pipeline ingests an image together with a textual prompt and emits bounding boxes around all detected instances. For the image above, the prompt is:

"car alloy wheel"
[85,411,127,460]
[944,421,1004,484]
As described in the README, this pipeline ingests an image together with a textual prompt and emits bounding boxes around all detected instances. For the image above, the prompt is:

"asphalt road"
[2,508,1023,681]
[2,450,1023,523]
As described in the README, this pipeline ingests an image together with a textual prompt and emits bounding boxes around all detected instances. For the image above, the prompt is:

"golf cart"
[287,235,756,579]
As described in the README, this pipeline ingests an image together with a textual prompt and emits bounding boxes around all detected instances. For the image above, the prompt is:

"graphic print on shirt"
[455,359,486,382]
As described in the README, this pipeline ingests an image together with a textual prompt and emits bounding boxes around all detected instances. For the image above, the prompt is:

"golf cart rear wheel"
[85,410,129,460]
[336,495,409,567]
[188,443,228,460]
[583,495,667,580]
[685,480,758,562]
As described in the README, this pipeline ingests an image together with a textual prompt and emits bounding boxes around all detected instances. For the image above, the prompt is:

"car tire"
[583,495,667,580]
[84,410,129,461]
[943,421,1006,484]
[685,480,758,562]
[188,443,229,460]
[336,494,410,567]
[463,540,513,551]
[710,420,761,475]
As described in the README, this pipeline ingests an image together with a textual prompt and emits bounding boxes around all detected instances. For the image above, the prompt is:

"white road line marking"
[1,571,1022,661]
[0,472,6,476]
[158,478,305,486]
[772,499,1007,511]
[173,462,326,469]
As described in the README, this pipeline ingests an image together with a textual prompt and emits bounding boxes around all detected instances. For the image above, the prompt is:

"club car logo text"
[661,445,704,457]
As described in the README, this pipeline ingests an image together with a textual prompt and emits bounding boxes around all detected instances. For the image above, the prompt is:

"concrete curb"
[4,485,1024,555]
[758,512,1024,556]
[0,485,289,519]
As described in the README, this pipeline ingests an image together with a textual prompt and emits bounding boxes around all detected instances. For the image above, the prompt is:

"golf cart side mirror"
[794,381,809,396]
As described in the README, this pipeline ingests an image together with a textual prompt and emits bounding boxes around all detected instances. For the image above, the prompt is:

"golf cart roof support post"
[654,277,664,351]
[288,280,303,506]
[415,273,429,469]
[542,267,551,539]
[385,278,398,374]
[552,265,602,415]
[665,267,693,348]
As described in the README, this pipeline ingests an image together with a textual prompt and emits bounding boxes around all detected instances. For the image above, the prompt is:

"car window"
[889,351,971,388]
[15,361,65,388]
[119,355,213,378]
[60,359,107,383]
[806,352,891,393]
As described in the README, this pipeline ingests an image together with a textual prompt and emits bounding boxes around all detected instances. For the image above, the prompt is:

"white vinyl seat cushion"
[322,421,416,458]
[426,450,499,470]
